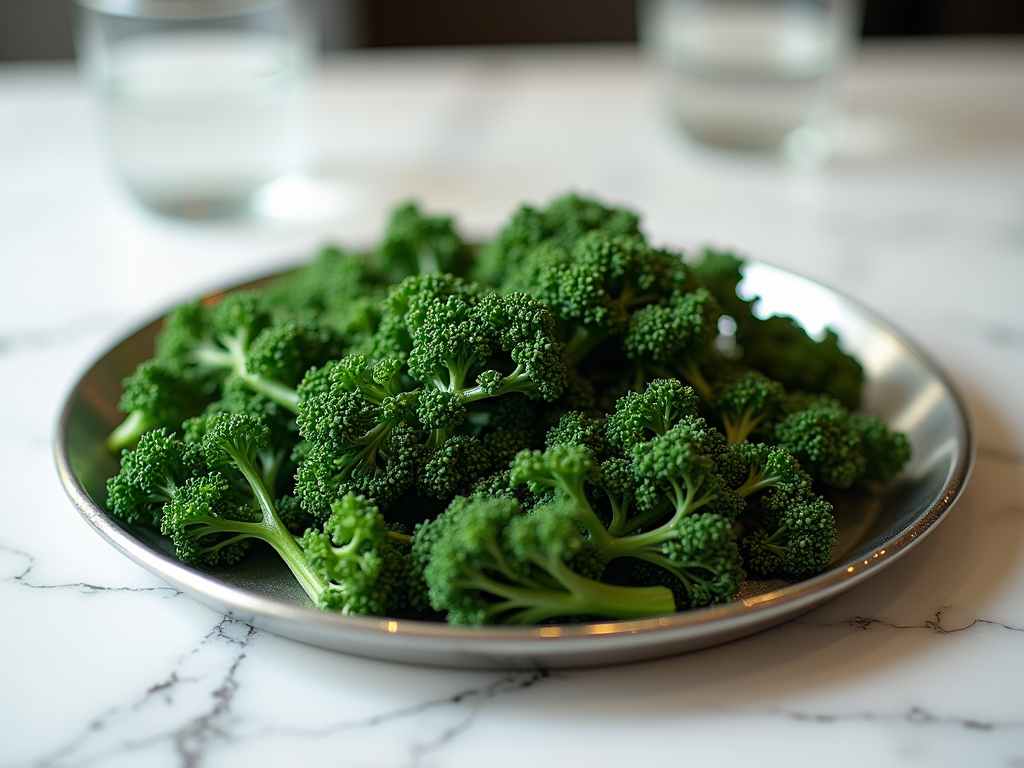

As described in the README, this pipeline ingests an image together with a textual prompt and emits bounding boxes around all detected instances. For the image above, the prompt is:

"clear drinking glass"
[76,0,316,218]
[639,0,861,166]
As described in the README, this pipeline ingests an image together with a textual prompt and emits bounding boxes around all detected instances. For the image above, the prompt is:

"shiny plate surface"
[55,262,973,669]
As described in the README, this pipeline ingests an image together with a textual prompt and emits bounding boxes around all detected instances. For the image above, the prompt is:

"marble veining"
[30,615,554,768]
[794,608,1024,638]
[776,706,1024,734]
[0,541,179,598]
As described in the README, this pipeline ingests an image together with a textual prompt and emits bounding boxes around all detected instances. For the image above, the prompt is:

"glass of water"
[76,0,316,218]
[639,0,861,166]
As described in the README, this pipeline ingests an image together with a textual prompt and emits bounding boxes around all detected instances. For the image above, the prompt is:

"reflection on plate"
[55,262,973,669]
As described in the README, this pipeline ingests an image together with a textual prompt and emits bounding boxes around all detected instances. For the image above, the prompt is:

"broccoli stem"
[242,375,299,413]
[563,326,610,367]
[632,551,721,598]
[223,442,327,604]
[602,477,712,560]
[106,409,155,452]
[458,560,675,624]
[460,364,535,402]
[192,332,300,414]
[735,466,784,498]
[675,361,713,404]
[721,407,765,447]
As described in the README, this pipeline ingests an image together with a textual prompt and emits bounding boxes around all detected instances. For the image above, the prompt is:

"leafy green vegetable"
[104,192,911,625]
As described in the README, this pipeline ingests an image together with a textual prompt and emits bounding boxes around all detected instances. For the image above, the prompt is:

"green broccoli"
[412,494,676,625]
[106,360,212,452]
[100,193,912,627]
[774,400,910,489]
[510,423,746,609]
[378,201,472,279]
[710,370,786,446]
[301,493,415,615]
[725,442,837,577]
[474,192,641,288]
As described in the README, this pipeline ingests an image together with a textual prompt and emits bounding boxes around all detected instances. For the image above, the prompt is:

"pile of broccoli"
[105,193,911,625]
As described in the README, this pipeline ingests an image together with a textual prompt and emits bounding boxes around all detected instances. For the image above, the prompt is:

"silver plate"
[54,262,973,669]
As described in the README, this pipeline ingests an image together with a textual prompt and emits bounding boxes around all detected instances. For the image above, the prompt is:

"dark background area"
[2,0,1022,60]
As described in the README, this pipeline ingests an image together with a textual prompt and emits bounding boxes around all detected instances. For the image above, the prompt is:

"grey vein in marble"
[30,618,255,768]
[776,705,1024,733]
[794,608,1024,637]
[24,612,555,768]
[0,541,179,597]
[263,669,553,767]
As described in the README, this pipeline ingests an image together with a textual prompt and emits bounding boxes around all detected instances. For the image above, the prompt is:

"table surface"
[2,38,1024,768]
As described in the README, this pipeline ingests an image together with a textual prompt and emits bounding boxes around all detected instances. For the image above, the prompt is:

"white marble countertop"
[2,38,1024,767]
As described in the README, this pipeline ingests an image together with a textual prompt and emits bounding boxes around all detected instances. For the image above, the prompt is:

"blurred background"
[3,0,1023,59]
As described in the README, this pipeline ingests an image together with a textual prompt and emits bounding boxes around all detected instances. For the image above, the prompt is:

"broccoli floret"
[301,493,414,615]
[710,370,786,446]
[107,360,212,452]
[378,201,472,279]
[413,495,676,625]
[108,292,342,454]
[294,281,568,515]
[688,248,865,409]
[546,410,609,459]
[622,287,722,401]
[157,412,329,603]
[850,413,913,483]
[109,415,329,604]
[605,378,699,455]
[262,245,386,340]
[294,359,420,517]
[106,428,208,527]
[510,419,746,608]
[474,192,642,288]
[738,316,864,411]
[774,400,913,489]
[742,497,836,577]
[726,443,837,577]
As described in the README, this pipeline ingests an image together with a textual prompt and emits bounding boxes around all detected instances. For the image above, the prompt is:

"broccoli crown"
[415,494,675,625]
[418,434,493,499]
[106,428,208,527]
[729,442,815,502]
[850,413,913,483]
[245,318,345,387]
[509,420,748,606]
[474,192,642,287]
[159,472,255,567]
[631,417,739,518]
[108,360,212,452]
[510,444,599,501]
[546,410,609,459]
[711,370,786,446]
[302,493,414,615]
[623,287,720,367]
[368,272,481,361]
[738,317,864,411]
[605,378,699,454]
[774,404,867,489]
[378,201,471,279]
[659,512,746,608]
[743,497,836,577]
